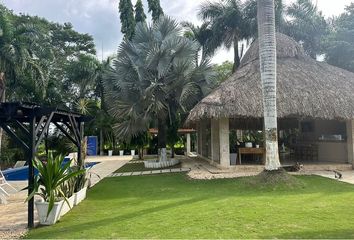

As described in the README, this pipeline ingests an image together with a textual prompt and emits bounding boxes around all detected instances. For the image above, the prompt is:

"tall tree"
[119,0,136,40]
[0,6,44,154]
[198,0,254,72]
[257,0,281,171]
[324,3,354,72]
[135,0,146,23]
[147,0,164,22]
[284,0,328,59]
[103,16,215,163]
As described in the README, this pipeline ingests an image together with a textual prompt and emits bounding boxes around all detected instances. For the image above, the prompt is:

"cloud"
[1,0,353,64]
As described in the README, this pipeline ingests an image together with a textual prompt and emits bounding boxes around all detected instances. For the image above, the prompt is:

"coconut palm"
[181,21,214,65]
[284,0,328,59]
[257,0,281,170]
[104,16,215,162]
[198,0,253,72]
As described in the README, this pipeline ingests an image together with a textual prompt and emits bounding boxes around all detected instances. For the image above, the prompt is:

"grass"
[25,174,354,239]
[114,162,182,173]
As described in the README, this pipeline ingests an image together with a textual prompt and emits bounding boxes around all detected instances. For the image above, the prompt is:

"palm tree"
[198,0,254,72]
[284,0,328,59]
[104,16,215,162]
[257,0,281,171]
[181,22,213,65]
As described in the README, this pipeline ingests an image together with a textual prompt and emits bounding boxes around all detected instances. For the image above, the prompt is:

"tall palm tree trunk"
[0,72,5,157]
[257,0,281,171]
[157,116,167,162]
[232,37,241,73]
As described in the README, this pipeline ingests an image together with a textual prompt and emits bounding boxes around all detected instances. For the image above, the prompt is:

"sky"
[1,0,353,64]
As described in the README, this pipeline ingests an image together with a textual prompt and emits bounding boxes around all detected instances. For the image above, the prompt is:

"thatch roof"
[187,33,354,123]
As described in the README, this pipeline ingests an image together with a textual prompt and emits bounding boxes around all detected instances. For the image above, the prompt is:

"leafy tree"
[284,0,328,59]
[0,5,45,154]
[103,16,215,162]
[214,61,233,83]
[135,0,146,24]
[147,0,164,22]
[324,3,354,72]
[257,0,281,170]
[119,0,136,40]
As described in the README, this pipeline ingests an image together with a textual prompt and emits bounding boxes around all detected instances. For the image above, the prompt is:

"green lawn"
[25,174,354,239]
[114,162,182,173]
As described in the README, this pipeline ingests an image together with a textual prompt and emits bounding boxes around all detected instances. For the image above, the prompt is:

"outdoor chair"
[13,161,26,168]
[0,168,17,204]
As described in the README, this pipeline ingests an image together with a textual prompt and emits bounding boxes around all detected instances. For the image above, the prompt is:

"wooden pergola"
[0,102,91,228]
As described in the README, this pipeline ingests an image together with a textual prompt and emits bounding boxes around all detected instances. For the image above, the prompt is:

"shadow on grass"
[263,228,354,239]
[87,173,354,202]
[30,196,206,237]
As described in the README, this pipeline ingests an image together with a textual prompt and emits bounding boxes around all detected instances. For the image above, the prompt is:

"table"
[238,147,265,164]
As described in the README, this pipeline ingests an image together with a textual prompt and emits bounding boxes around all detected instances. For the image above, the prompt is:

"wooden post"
[28,116,36,229]
[219,118,230,168]
[346,120,354,166]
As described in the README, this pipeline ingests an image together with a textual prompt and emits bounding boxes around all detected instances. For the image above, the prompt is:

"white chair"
[0,169,17,204]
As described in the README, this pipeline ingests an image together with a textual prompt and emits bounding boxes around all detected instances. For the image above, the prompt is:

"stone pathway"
[109,167,191,177]
[0,156,130,239]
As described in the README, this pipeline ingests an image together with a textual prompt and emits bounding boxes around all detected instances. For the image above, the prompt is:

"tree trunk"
[100,129,104,156]
[0,72,5,157]
[232,37,241,73]
[157,116,167,162]
[138,147,143,160]
[171,146,175,158]
[257,0,281,171]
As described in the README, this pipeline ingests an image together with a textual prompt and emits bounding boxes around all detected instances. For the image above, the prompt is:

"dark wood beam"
[35,112,54,149]
[53,122,79,147]
[0,123,30,152]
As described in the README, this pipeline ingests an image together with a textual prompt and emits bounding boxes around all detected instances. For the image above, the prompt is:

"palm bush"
[104,16,215,162]
[26,154,85,216]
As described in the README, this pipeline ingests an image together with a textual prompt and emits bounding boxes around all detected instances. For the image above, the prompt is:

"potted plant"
[59,177,76,216]
[254,131,264,148]
[105,133,114,156]
[243,133,255,148]
[73,169,88,205]
[26,154,85,225]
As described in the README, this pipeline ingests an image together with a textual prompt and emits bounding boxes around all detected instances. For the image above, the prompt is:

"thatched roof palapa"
[187,33,354,123]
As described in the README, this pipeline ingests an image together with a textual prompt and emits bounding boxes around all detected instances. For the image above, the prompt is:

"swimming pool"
[3,158,99,181]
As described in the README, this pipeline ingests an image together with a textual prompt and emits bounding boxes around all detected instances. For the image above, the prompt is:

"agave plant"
[103,16,216,162]
[26,154,85,216]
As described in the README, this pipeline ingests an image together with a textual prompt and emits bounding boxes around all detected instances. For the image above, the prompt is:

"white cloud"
[1,0,352,63]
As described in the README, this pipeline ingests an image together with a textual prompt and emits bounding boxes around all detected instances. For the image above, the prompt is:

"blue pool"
[3,158,99,181]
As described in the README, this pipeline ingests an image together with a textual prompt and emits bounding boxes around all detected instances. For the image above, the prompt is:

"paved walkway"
[0,156,130,239]
[110,167,191,177]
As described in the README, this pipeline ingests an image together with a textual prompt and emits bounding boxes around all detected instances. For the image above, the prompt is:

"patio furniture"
[238,147,265,165]
[0,168,17,204]
[13,161,26,168]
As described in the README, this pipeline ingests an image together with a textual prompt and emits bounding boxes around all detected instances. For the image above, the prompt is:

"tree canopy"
[119,0,136,40]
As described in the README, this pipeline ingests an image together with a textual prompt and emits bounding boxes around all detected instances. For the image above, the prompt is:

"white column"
[211,118,220,163]
[346,120,354,165]
[186,133,191,155]
[219,118,230,168]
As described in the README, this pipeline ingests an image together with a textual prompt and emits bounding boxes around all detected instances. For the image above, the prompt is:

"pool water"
[3,159,99,181]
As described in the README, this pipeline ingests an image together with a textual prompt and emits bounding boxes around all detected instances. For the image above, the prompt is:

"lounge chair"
[0,168,17,204]
[13,161,26,169]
